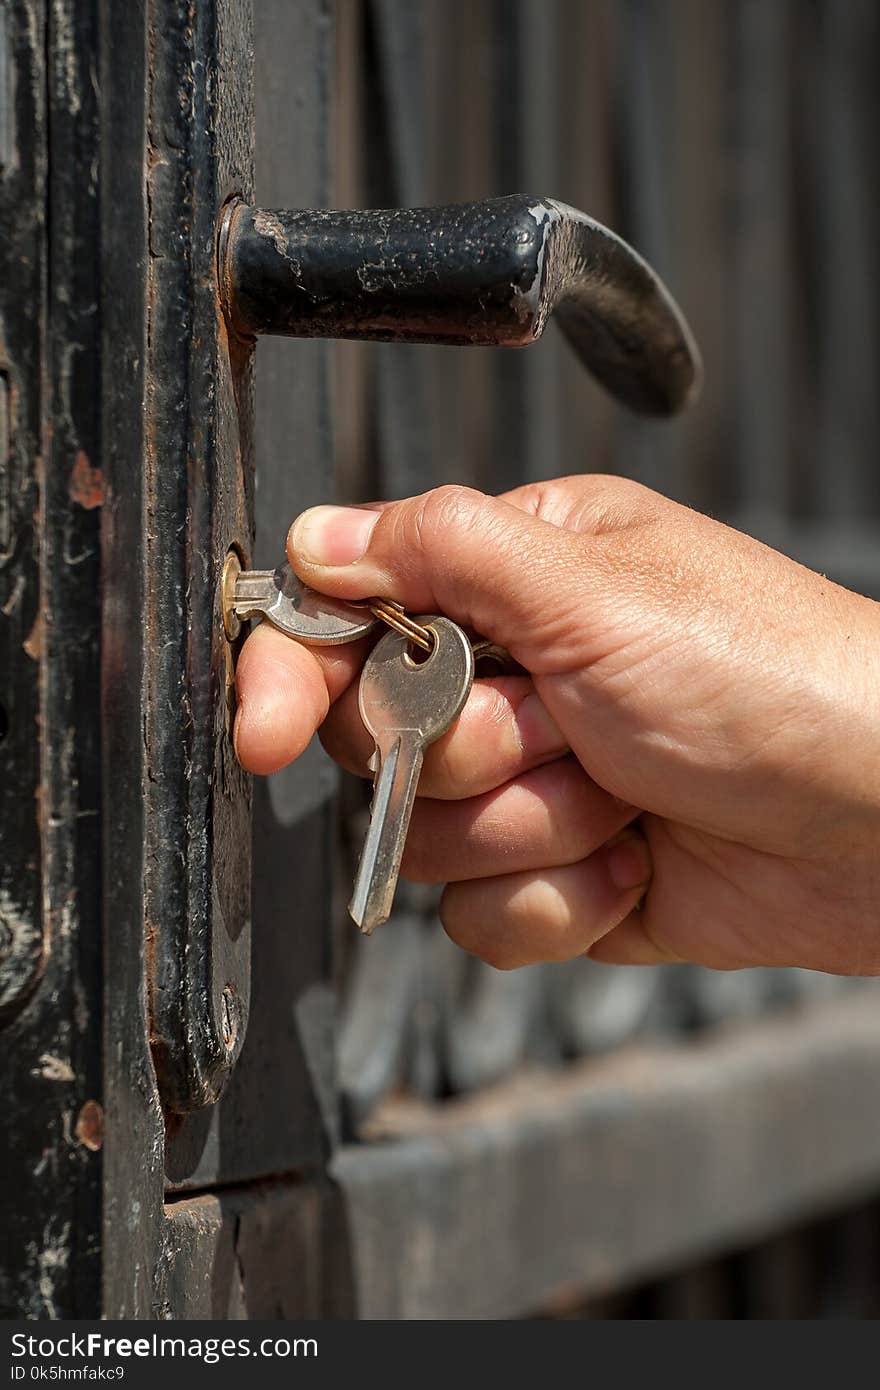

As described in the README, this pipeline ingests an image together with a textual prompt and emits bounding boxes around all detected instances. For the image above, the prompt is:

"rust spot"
[75,1099,104,1152]
[69,450,104,509]
[23,611,41,661]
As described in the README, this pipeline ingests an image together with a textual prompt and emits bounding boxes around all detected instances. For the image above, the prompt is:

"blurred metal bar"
[797,0,880,521]
[330,990,880,1317]
[613,0,677,494]
[727,0,794,520]
[162,990,880,1317]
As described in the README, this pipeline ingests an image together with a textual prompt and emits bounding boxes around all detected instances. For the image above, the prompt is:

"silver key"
[350,616,474,934]
[233,561,379,644]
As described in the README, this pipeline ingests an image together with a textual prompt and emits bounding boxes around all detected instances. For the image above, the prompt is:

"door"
[3,0,880,1320]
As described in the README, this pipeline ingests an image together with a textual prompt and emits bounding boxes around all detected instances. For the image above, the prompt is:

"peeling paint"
[51,0,80,117]
[22,609,40,660]
[252,209,289,259]
[68,448,104,509]
[75,1099,104,1151]
[512,200,556,329]
[35,1220,70,1319]
[32,1053,75,1083]
[0,885,45,1012]
[1,571,25,616]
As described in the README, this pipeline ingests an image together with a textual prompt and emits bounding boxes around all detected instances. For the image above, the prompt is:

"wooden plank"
[557,0,617,477]
[332,989,880,1317]
[488,0,564,495]
[162,990,880,1319]
[666,0,729,512]
[162,1181,346,1318]
[99,0,164,1319]
[795,0,880,520]
[726,0,795,520]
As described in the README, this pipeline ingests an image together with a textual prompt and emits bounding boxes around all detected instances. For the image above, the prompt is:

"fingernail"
[515,691,566,756]
[291,505,379,567]
[605,830,652,893]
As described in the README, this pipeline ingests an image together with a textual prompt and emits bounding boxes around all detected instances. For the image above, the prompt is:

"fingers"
[320,675,568,798]
[233,621,366,775]
[585,911,683,966]
[286,485,598,671]
[401,757,638,882]
[439,827,653,969]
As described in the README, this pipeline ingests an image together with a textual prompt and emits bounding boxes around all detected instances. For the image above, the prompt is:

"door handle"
[218,194,701,417]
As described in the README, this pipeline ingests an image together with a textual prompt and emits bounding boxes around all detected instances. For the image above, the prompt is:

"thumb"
[287,485,589,666]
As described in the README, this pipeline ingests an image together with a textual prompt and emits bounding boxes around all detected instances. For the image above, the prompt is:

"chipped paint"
[252,209,289,259]
[512,200,556,329]
[1,571,25,616]
[50,0,79,116]
[22,609,40,660]
[74,1099,104,1151]
[0,885,46,1013]
[227,194,700,415]
[68,448,104,509]
[32,1053,75,1083]
[35,1220,70,1319]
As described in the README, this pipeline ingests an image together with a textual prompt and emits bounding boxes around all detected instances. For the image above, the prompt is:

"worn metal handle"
[218,195,702,418]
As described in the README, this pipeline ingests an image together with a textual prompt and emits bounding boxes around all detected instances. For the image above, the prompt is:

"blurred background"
[251,0,880,1317]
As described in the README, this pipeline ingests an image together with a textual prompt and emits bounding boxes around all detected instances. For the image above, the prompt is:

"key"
[471,638,526,676]
[232,560,379,644]
[350,615,474,934]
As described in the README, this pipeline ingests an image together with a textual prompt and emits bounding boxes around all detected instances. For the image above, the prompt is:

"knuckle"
[583,474,665,534]
[411,484,484,545]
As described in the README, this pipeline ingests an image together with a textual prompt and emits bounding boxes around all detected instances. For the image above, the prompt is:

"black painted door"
[3,0,880,1320]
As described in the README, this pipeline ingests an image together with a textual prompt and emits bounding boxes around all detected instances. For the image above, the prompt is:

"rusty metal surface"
[98,0,163,1319]
[0,0,259,1320]
[0,0,45,1024]
[159,0,341,1197]
[1,0,110,1319]
[143,0,255,1117]
[162,991,880,1319]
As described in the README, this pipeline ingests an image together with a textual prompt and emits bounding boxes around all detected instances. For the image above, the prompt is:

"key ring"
[368,599,434,653]
[369,600,525,675]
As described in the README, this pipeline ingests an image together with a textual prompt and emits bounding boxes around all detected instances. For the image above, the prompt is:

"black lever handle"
[218,194,701,418]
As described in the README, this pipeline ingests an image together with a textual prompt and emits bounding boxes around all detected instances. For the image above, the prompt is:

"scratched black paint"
[144,0,255,1119]
[0,0,104,1320]
[223,195,702,416]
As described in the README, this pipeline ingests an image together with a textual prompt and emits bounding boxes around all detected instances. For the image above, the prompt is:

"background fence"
[247,0,880,1315]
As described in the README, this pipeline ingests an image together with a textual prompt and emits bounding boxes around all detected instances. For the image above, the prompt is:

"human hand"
[234,476,880,975]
